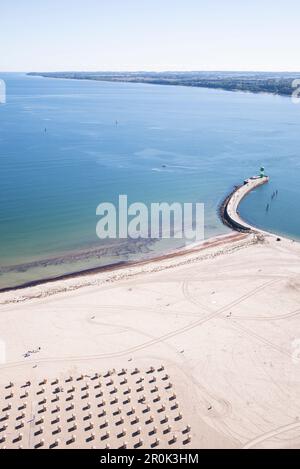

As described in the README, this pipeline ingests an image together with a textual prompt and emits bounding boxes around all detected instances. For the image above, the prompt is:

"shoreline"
[0,233,245,294]
[0,175,289,298]
[27,72,297,99]
[0,232,251,303]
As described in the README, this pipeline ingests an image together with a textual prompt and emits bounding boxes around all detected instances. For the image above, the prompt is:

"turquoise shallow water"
[0,73,300,289]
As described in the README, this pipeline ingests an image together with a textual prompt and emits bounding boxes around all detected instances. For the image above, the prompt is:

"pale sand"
[1,231,300,449]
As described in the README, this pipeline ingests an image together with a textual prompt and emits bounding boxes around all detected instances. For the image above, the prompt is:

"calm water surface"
[1,73,300,289]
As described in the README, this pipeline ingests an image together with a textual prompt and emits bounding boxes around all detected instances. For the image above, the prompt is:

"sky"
[1,0,300,72]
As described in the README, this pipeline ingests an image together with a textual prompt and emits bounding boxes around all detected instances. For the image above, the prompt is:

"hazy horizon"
[1,0,300,73]
[3,70,300,75]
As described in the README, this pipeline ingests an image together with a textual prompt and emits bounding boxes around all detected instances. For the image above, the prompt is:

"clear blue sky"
[1,0,300,72]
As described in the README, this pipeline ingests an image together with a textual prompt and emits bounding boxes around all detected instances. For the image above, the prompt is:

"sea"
[1,72,300,289]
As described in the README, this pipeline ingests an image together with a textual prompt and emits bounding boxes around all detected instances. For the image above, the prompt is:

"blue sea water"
[0,73,300,289]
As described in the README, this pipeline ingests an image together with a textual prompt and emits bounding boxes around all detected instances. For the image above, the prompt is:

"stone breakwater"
[220,176,269,233]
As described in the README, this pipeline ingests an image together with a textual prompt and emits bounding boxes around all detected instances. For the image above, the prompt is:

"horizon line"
[2,69,300,74]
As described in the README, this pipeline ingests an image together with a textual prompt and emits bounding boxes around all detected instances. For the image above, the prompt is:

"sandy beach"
[1,227,300,449]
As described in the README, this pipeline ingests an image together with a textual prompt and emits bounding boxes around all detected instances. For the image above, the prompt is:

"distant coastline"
[27,71,300,97]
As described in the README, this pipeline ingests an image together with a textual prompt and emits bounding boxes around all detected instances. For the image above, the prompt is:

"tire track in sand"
[0,278,282,371]
[243,421,300,449]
